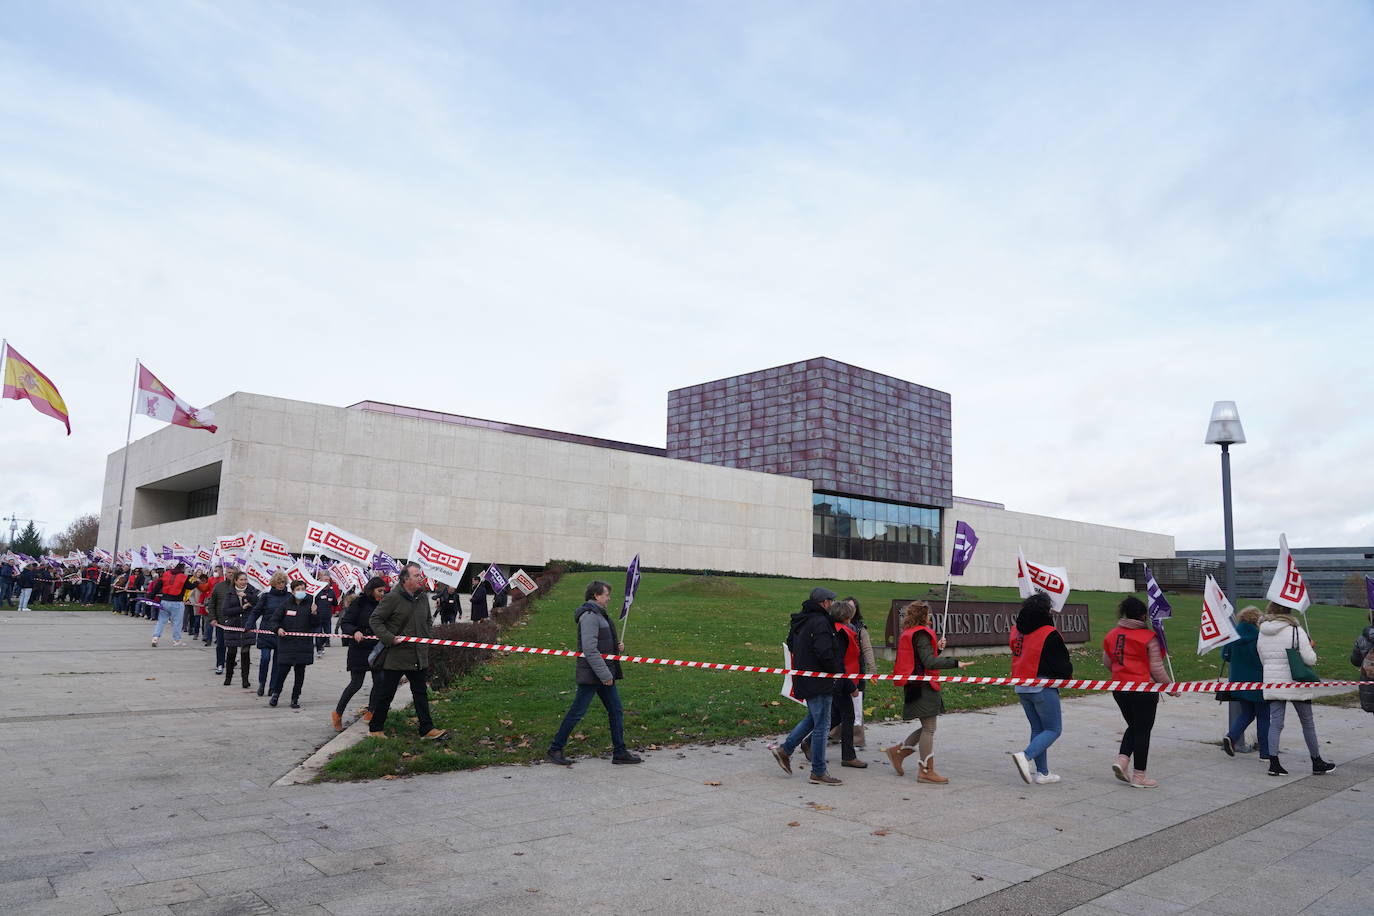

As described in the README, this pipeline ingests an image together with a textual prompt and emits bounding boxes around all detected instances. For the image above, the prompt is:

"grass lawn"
[23,602,115,612]
[318,570,1371,781]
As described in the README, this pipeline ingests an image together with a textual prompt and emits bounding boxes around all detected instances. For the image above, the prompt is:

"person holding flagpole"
[1103,597,1174,789]
[1257,602,1334,776]
[883,600,975,784]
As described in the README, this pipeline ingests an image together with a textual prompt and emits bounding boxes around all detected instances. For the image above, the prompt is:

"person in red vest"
[1008,592,1074,785]
[883,600,975,783]
[151,563,190,647]
[1103,596,1175,789]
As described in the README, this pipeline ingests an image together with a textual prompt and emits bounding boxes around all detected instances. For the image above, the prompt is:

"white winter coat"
[1257,615,1318,701]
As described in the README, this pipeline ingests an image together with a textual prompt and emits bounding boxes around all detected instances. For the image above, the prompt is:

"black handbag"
[368,641,388,671]
[1214,659,1233,702]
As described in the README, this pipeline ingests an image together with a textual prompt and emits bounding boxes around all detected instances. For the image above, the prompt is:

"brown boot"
[917,754,949,784]
[330,710,344,732]
[885,745,916,777]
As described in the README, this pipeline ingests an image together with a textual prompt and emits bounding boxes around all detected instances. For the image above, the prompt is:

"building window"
[186,485,219,520]
[811,492,942,566]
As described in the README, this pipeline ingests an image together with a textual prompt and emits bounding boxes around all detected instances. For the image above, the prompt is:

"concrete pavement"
[3,609,1373,915]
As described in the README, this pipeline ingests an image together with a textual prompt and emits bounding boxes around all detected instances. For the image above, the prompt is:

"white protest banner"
[217,533,249,557]
[195,546,214,567]
[1266,533,1312,613]
[303,520,377,567]
[255,531,293,565]
[244,561,274,593]
[1016,547,1071,613]
[1198,575,1241,654]
[407,528,471,589]
[780,644,805,706]
[509,568,539,597]
[282,558,326,596]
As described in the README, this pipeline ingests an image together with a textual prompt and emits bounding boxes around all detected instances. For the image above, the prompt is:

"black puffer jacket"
[268,595,322,666]
[1351,625,1374,713]
[216,584,260,649]
[339,594,380,672]
[786,599,842,700]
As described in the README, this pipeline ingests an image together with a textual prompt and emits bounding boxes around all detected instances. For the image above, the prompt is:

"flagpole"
[111,359,139,563]
[940,576,952,636]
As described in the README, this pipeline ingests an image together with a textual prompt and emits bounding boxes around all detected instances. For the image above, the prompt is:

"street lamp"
[1205,401,1246,604]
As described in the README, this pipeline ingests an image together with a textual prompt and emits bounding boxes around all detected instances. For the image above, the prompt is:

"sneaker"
[421,729,450,741]
[769,744,793,775]
[214,666,224,675]
[1130,772,1159,789]
[611,753,642,765]
[172,640,186,647]
[1221,736,1235,757]
[150,637,158,647]
[368,731,388,740]
[809,772,843,786]
[1112,755,1130,784]
[1312,757,1336,774]
[1010,751,1032,784]
[1033,772,1062,785]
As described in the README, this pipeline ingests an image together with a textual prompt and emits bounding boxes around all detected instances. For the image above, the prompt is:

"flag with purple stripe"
[949,521,978,576]
[1144,564,1172,656]
[484,564,508,595]
[621,554,641,620]
[1366,576,1374,613]
[372,550,401,576]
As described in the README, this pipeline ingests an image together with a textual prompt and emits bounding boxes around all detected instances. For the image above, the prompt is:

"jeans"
[258,648,278,691]
[548,682,626,755]
[782,694,833,776]
[80,580,96,604]
[0,579,12,605]
[1227,699,1270,756]
[153,601,184,641]
[369,668,434,735]
[17,587,33,611]
[111,592,127,614]
[1268,699,1322,758]
[1018,688,1063,775]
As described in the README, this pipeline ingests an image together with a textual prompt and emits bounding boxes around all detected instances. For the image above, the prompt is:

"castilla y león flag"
[2,342,71,434]
[1265,533,1312,613]
[136,362,217,433]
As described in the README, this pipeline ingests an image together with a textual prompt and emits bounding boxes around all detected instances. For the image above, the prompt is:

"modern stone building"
[98,357,1174,589]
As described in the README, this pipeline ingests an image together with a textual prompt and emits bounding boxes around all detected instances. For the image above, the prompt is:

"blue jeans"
[153,601,184,640]
[549,682,626,755]
[0,579,13,605]
[1018,688,1063,775]
[1227,699,1270,756]
[783,694,833,776]
[80,580,96,604]
[258,647,278,691]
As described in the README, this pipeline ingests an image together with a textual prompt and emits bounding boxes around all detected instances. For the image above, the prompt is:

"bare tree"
[1341,572,1367,609]
[53,513,100,555]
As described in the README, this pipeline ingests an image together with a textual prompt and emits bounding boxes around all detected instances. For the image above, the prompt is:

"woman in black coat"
[266,579,324,708]
[247,573,291,697]
[470,579,490,622]
[217,571,260,688]
[331,577,388,731]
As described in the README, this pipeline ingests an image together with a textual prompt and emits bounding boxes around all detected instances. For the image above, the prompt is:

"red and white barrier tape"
[210,624,1372,693]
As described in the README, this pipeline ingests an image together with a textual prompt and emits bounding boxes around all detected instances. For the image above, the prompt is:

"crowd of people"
[6,554,1369,782]
[770,588,1353,789]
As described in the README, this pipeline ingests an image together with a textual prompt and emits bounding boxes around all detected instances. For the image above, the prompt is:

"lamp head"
[1205,400,1246,446]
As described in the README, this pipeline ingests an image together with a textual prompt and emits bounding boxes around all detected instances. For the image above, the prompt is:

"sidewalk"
[2,609,1372,915]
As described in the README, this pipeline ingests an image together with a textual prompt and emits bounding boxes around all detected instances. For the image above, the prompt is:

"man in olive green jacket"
[368,562,449,740]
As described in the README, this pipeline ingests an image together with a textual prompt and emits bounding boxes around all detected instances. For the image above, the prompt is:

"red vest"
[834,622,859,676]
[893,625,942,692]
[1103,626,1155,680]
[1010,626,1055,679]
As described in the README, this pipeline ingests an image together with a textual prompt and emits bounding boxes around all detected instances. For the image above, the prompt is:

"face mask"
[293,590,308,601]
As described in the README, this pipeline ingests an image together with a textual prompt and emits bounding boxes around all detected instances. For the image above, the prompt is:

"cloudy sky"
[2,1,1371,551]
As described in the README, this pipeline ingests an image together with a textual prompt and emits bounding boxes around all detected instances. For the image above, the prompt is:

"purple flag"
[949,521,978,576]
[1366,576,1374,613]
[621,554,641,620]
[484,564,508,595]
[371,550,400,576]
[1144,564,1172,656]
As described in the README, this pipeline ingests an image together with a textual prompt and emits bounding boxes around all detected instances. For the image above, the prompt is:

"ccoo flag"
[949,521,978,576]
[1199,575,1241,654]
[1016,547,1071,613]
[1265,533,1312,612]
[1144,564,1173,656]
[2,342,71,434]
[136,363,217,433]
[621,554,641,620]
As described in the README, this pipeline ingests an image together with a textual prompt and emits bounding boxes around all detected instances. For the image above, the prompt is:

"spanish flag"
[2,342,71,435]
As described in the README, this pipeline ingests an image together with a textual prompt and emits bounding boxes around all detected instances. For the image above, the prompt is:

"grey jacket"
[573,601,620,685]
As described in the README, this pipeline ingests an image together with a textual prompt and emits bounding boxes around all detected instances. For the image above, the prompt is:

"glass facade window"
[186,485,219,520]
[811,492,942,566]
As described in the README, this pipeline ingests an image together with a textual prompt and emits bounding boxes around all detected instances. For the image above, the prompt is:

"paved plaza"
[3,610,1373,915]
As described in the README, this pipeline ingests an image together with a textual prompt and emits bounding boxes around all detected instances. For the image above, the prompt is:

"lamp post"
[1204,401,1246,604]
